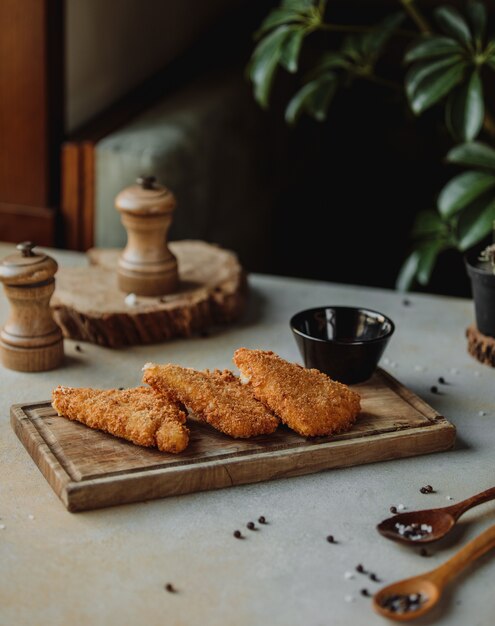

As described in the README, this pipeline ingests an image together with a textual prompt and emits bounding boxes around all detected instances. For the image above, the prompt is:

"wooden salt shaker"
[0,242,64,372]
[116,175,178,296]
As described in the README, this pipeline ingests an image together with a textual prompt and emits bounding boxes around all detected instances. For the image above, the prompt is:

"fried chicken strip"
[233,348,361,437]
[143,363,278,438]
[52,386,189,453]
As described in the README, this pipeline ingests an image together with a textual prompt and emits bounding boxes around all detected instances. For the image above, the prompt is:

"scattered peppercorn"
[75,345,83,353]
[438,377,446,384]
[430,385,439,394]
[326,535,335,543]
[118,387,124,391]
[356,564,365,574]
[360,588,371,597]
[258,516,267,524]
[390,506,398,514]
[420,485,434,494]
[247,522,255,531]
[402,299,411,306]
[369,573,380,582]
[165,583,176,593]
[233,530,243,539]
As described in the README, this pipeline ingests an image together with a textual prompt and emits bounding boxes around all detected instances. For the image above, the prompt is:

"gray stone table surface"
[0,243,494,626]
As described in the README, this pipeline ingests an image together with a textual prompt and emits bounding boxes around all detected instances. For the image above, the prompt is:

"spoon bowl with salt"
[377,486,495,545]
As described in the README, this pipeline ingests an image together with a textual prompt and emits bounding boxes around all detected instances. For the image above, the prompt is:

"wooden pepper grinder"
[0,242,64,372]
[116,175,178,296]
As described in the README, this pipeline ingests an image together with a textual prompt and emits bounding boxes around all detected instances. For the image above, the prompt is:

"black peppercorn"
[258,516,266,524]
[233,530,242,539]
[247,522,255,531]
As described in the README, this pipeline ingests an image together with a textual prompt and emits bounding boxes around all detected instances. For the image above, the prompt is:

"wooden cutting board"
[11,369,455,513]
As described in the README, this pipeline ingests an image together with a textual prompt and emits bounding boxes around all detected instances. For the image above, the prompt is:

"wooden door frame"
[0,0,64,247]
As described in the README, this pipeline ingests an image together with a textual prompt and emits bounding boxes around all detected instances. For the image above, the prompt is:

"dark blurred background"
[0,0,477,296]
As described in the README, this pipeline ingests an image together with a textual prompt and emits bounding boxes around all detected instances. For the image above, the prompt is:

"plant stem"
[318,22,416,38]
[318,23,375,34]
[399,0,431,34]
[359,72,403,91]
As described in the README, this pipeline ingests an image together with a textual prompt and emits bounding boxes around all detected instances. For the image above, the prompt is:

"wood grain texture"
[0,0,63,245]
[0,203,55,247]
[466,324,495,367]
[11,369,456,512]
[51,242,247,347]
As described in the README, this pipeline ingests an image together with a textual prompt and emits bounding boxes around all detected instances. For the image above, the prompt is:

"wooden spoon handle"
[448,486,495,519]
[429,523,495,587]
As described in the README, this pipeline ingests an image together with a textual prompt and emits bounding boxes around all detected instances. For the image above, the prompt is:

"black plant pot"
[465,251,495,338]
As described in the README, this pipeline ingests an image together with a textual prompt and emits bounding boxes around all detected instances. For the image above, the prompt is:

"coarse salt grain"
[124,293,137,307]
[28,514,35,520]
[390,362,398,368]
[383,357,390,365]
[446,496,454,501]
[474,371,480,377]
[0,524,5,530]
[397,504,406,511]
[344,594,355,603]
[344,571,354,580]
[479,411,487,417]
[414,365,425,372]
[450,368,459,375]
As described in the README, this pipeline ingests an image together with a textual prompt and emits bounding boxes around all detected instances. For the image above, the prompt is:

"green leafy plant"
[247,0,495,290]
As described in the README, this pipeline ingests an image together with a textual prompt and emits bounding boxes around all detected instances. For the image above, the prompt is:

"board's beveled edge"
[10,404,76,510]
[63,418,456,512]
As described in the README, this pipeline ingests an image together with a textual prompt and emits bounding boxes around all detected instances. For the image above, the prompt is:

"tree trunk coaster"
[466,324,495,367]
[52,240,248,348]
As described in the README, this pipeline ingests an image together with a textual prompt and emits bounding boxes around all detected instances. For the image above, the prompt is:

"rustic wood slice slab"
[51,240,247,347]
[466,324,495,367]
[11,369,456,512]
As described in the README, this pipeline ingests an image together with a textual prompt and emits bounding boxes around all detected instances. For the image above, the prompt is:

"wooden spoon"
[377,486,495,545]
[373,523,495,621]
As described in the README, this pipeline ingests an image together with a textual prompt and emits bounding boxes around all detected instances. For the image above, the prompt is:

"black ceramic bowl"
[290,306,395,384]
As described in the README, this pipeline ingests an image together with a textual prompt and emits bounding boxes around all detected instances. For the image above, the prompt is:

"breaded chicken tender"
[52,386,189,453]
[233,348,361,437]
[143,363,278,438]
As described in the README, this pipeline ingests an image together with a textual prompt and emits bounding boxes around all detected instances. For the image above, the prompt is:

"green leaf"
[249,26,293,108]
[457,193,495,250]
[445,71,484,142]
[256,9,306,38]
[412,210,446,237]
[285,74,337,124]
[405,56,462,100]
[410,63,465,114]
[466,1,486,44]
[438,171,495,218]
[280,28,306,73]
[281,0,316,10]
[435,6,473,47]
[447,142,495,171]
[487,55,495,71]
[396,250,421,291]
[417,240,445,285]
[360,12,405,58]
[311,51,350,76]
[404,36,463,63]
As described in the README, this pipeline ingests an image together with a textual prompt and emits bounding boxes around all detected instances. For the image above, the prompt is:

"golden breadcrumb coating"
[51,386,189,453]
[143,363,278,438]
[233,348,361,437]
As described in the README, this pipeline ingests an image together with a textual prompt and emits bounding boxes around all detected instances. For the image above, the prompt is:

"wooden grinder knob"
[116,176,178,296]
[0,242,64,372]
